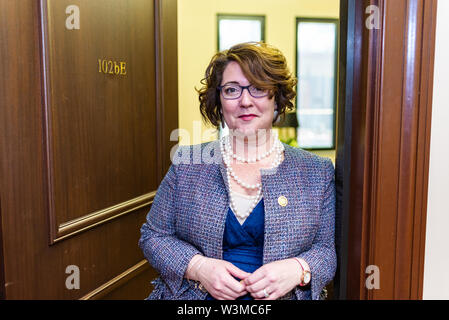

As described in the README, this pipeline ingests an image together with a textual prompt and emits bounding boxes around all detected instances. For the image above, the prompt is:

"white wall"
[423,0,449,300]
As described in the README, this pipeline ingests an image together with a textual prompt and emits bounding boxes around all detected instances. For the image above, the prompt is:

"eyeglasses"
[217,83,269,100]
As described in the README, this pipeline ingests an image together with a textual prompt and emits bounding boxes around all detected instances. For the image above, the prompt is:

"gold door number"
[98,59,127,76]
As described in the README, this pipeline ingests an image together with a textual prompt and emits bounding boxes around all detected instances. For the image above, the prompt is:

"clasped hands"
[186,255,304,300]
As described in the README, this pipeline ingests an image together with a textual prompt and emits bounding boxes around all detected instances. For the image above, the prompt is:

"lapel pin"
[278,196,288,207]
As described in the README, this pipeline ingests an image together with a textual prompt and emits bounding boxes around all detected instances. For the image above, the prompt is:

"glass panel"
[218,18,263,51]
[296,20,337,149]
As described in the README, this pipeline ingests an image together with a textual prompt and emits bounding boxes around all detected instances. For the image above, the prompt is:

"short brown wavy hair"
[197,42,297,128]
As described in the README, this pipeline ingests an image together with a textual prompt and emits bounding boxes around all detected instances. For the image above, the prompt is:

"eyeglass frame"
[217,83,270,100]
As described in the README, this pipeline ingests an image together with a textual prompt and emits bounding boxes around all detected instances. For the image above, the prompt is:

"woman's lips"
[238,114,257,121]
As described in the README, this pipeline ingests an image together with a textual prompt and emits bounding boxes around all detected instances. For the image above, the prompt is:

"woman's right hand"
[189,256,250,300]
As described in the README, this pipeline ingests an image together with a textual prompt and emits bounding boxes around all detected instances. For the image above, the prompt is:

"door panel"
[41,0,157,244]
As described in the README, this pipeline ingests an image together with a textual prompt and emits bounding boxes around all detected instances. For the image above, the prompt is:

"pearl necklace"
[226,131,280,163]
[220,134,284,219]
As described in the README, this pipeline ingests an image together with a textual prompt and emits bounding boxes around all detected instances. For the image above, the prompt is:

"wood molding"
[80,260,150,300]
[409,0,437,299]
[338,0,437,299]
[155,0,179,182]
[0,198,4,300]
[54,192,156,243]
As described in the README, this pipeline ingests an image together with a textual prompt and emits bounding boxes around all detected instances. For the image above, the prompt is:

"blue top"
[206,199,265,300]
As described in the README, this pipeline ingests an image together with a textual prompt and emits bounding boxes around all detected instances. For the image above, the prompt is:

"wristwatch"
[301,269,311,286]
[293,258,311,286]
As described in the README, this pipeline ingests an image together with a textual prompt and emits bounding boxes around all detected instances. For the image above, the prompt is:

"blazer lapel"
[208,141,231,259]
[261,144,300,263]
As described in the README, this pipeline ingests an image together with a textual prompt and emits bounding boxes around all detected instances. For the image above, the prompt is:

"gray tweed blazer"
[139,140,336,300]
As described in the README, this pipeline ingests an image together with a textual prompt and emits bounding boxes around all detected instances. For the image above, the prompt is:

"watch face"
[304,271,311,284]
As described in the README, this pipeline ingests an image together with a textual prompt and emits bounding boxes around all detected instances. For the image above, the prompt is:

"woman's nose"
[240,88,253,107]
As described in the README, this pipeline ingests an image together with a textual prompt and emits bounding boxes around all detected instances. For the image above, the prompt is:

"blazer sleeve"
[296,158,337,300]
[138,164,202,297]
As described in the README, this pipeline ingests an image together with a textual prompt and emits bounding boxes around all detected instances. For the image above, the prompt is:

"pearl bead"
[224,133,280,163]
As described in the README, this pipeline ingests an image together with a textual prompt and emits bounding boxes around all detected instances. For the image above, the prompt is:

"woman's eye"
[225,87,238,94]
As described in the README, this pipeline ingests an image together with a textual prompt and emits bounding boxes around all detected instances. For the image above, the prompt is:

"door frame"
[335,0,438,299]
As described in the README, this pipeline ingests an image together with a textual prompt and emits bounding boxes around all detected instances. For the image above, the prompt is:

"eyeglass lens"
[221,84,267,99]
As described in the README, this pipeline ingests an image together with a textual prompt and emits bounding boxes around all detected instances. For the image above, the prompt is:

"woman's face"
[220,61,276,135]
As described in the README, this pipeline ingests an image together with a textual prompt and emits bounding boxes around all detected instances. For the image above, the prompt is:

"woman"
[139,42,336,300]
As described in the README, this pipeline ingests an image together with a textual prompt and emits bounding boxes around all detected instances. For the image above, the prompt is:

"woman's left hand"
[243,259,301,300]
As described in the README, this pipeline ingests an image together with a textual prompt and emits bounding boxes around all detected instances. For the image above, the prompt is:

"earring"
[273,104,280,125]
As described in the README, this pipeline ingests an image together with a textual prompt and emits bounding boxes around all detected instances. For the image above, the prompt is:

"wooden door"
[0,0,178,299]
